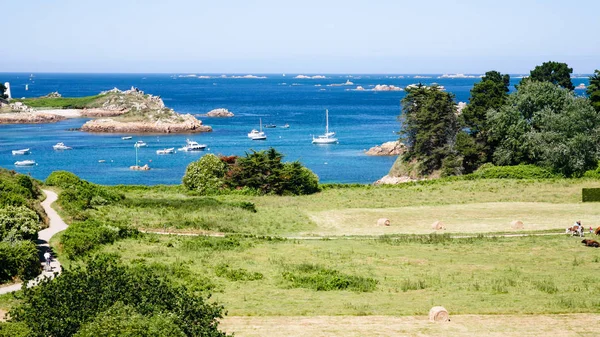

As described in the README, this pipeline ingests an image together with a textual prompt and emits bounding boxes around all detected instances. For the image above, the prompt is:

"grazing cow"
[566,226,584,237]
[581,239,600,248]
[595,226,600,236]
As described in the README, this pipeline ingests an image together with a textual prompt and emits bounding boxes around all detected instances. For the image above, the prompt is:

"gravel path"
[0,190,67,295]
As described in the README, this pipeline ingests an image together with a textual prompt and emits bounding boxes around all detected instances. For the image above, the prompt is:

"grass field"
[13,95,102,109]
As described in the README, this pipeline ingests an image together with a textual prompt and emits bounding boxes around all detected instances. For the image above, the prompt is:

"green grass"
[83,233,600,316]
[13,95,102,109]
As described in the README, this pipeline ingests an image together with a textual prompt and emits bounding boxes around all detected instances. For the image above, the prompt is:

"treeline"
[398,62,600,178]
[0,169,44,284]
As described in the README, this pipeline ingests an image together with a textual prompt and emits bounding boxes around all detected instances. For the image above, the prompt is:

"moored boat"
[122,136,133,140]
[14,160,36,166]
[53,142,72,150]
[312,109,338,144]
[249,119,267,140]
[12,148,30,155]
[178,139,206,151]
[156,147,175,155]
[134,140,147,148]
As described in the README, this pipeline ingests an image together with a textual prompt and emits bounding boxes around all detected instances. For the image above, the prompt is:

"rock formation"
[81,113,211,133]
[365,141,406,156]
[43,91,62,98]
[204,108,234,117]
[0,112,66,124]
[374,175,415,185]
[372,84,403,91]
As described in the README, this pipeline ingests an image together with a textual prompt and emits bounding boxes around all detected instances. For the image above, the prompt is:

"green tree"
[524,61,574,90]
[400,84,459,175]
[488,81,600,176]
[10,254,226,337]
[587,70,600,112]
[182,154,227,194]
[0,205,40,242]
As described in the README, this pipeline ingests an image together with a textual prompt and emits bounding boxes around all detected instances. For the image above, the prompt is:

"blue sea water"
[0,73,591,185]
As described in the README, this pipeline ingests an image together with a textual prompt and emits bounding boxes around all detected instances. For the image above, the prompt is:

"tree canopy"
[399,84,459,175]
[525,61,574,90]
[487,81,600,176]
[587,70,600,112]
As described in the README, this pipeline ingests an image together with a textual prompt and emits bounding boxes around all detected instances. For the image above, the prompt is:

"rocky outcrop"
[374,175,415,185]
[96,87,165,112]
[373,84,403,91]
[456,102,467,114]
[0,112,66,124]
[81,108,127,117]
[365,141,406,156]
[9,102,35,112]
[204,108,234,117]
[80,114,212,133]
[43,91,62,98]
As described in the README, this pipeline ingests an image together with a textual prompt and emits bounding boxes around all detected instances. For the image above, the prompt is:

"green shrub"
[0,240,41,282]
[582,188,600,202]
[10,254,226,337]
[215,264,263,281]
[61,220,139,258]
[0,322,33,337]
[45,170,83,188]
[281,263,377,292]
[472,164,559,179]
[0,205,41,242]
[182,154,227,194]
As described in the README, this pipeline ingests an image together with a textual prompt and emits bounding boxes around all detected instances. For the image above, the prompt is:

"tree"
[182,154,227,194]
[488,81,600,176]
[587,70,600,112]
[524,61,574,90]
[0,205,41,242]
[460,70,511,168]
[400,84,459,175]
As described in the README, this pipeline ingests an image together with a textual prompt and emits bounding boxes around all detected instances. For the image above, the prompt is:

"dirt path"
[0,190,67,295]
[220,314,600,337]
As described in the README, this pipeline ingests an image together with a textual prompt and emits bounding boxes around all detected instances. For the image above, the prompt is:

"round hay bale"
[431,221,445,230]
[377,218,391,226]
[429,306,449,322]
[511,220,524,229]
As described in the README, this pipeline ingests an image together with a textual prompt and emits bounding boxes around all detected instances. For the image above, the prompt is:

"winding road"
[0,190,67,295]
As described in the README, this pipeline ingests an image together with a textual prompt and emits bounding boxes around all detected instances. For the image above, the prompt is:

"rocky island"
[202,108,235,117]
[1,87,212,133]
[365,141,406,156]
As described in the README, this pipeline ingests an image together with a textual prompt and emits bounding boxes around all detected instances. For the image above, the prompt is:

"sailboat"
[312,109,338,144]
[249,118,267,140]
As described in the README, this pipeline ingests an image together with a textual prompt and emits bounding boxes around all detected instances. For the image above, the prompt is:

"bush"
[10,254,227,337]
[0,205,41,242]
[281,263,377,292]
[0,240,41,282]
[61,220,139,258]
[182,154,227,195]
[471,164,559,179]
[215,264,263,281]
[45,170,83,188]
[0,322,33,337]
[582,188,600,202]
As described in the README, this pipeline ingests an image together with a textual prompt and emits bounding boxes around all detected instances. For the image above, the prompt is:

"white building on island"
[3,82,11,99]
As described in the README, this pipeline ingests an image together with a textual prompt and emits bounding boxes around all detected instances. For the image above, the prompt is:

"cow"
[581,239,600,248]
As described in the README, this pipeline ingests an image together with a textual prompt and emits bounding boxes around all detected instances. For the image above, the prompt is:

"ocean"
[0,73,591,185]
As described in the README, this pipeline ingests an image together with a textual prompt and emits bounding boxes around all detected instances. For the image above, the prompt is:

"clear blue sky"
[1,0,599,73]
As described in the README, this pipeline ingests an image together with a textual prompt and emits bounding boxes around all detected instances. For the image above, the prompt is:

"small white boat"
[249,118,267,140]
[281,124,290,129]
[178,139,206,152]
[12,148,30,155]
[15,160,35,166]
[53,142,72,150]
[312,109,338,144]
[134,141,147,148]
[156,147,175,155]
[122,136,133,140]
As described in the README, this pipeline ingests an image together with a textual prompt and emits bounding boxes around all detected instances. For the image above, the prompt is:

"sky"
[1,0,599,73]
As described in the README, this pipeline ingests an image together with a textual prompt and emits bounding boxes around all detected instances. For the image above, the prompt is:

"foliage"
[281,263,377,292]
[10,254,227,337]
[182,154,227,194]
[588,70,600,112]
[224,148,320,195]
[0,169,40,207]
[0,240,40,282]
[74,302,186,337]
[582,188,600,202]
[0,205,40,242]
[488,81,600,176]
[214,264,263,281]
[61,219,139,258]
[0,322,33,337]
[472,164,560,180]
[400,84,459,175]
[45,170,83,188]
[523,61,574,90]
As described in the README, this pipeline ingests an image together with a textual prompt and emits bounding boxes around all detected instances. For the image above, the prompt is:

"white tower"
[3,82,11,99]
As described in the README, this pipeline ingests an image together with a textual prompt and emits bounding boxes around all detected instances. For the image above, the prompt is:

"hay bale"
[431,221,445,230]
[511,220,524,229]
[429,306,450,322]
[377,218,391,226]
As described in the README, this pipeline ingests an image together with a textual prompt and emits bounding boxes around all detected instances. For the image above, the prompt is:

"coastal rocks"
[575,83,586,90]
[97,87,165,112]
[295,75,326,79]
[456,102,467,114]
[81,108,126,117]
[365,141,406,156]
[9,102,35,112]
[80,114,212,134]
[373,84,403,91]
[204,108,234,117]
[374,175,415,185]
[0,112,66,124]
[43,91,62,98]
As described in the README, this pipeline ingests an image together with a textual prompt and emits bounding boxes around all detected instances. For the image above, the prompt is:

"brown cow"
[595,226,600,236]
[581,239,600,248]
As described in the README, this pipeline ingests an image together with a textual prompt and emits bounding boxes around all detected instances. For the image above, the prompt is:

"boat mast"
[260,118,263,132]
[325,109,329,135]
[135,145,138,166]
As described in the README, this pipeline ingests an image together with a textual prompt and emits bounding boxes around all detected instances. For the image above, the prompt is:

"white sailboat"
[249,118,267,140]
[312,109,338,144]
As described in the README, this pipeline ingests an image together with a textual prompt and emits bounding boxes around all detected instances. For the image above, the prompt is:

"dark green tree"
[459,70,511,169]
[488,81,600,176]
[587,69,600,112]
[523,61,574,90]
[400,84,459,175]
